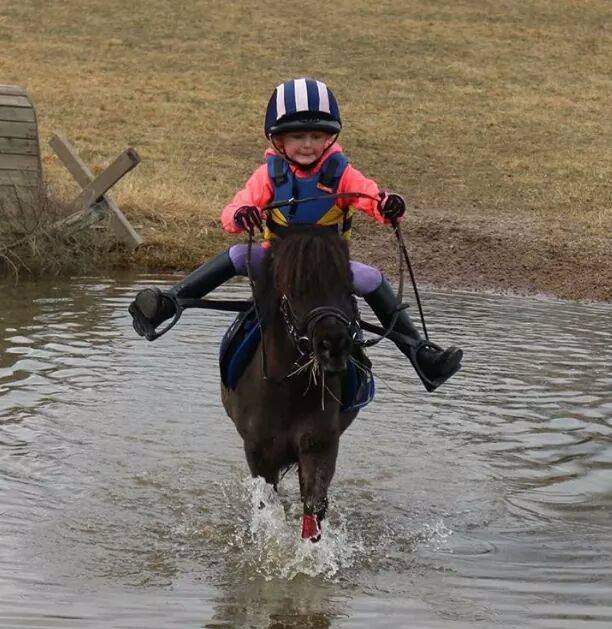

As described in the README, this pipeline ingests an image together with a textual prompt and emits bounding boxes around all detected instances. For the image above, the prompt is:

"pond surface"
[1,275,611,628]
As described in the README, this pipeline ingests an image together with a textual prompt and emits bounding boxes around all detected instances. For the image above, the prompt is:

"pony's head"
[264,226,357,373]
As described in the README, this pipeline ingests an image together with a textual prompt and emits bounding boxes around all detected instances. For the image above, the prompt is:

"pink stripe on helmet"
[316,81,330,114]
[275,82,286,119]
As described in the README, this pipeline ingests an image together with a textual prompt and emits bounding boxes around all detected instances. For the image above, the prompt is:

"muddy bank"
[2,207,609,303]
[351,208,611,302]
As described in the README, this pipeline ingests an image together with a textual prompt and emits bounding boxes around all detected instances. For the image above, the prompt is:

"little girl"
[129,78,462,391]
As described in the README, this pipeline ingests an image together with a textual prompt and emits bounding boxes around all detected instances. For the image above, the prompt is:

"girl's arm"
[337,165,389,225]
[220,164,274,233]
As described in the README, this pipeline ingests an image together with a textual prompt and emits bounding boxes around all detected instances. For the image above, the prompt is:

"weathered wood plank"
[0,85,27,97]
[0,169,40,186]
[0,185,20,216]
[0,154,40,171]
[0,138,39,155]
[0,120,37,140]
[49,134,143,249]
[0,86,40,220]
[0,183,40,215]
[0,106,36,123]
[105,196,144,250]
[0,95,31,108]
[49,133,94,188]
[74,148,140,208]
[55,202,106,231]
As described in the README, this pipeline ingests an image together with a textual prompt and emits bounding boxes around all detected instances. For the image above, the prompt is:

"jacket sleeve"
[220,164,274,233]
[336,164,388,225]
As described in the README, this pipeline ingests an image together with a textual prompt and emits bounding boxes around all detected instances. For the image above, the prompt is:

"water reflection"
[206,576,347,628]
[1,276,611,627]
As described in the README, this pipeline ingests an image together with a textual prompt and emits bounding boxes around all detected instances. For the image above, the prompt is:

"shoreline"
[2,207,610,304]
[350,208,611,303]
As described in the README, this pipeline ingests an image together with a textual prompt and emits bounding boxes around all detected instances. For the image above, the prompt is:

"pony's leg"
[244,440,280,489]
[297,430,340,541]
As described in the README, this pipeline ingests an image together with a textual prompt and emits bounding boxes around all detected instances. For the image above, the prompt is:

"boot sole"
[134,288,161,319]
[437,347,463,377]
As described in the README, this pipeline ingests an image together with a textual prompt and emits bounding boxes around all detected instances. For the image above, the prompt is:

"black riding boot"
[129,250,236,340]
[364,277,463,391]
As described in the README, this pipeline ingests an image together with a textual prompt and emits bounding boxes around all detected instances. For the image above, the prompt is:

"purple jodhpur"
[228,244,382,296]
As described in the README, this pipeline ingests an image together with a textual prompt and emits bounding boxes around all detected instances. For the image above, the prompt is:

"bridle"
[149,192,432,376]
[279,294,363,362]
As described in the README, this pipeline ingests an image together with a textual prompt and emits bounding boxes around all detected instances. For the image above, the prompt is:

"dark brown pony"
[221,225,361,542]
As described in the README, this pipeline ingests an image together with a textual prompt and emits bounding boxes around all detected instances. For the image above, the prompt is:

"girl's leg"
[130,244,265,339]
[228,243,266,278]
[351,259,462,391]
[350,261,383,297]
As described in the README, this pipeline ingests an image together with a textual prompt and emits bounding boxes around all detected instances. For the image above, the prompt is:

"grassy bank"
[1,0,610,297]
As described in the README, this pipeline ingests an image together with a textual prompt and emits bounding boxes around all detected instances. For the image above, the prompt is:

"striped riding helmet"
[264,78,342,138]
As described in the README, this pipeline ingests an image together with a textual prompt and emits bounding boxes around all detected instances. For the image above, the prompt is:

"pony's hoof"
[301,514,322,542]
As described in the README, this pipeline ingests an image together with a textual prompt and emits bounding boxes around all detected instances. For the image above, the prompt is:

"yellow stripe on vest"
[264,206,355,241]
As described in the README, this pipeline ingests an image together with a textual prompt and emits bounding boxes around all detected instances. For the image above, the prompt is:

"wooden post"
[0,85,42,219]
[49,134,143,250]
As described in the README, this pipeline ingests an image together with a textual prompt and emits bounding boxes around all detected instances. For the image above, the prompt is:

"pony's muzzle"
[315,336,350,373]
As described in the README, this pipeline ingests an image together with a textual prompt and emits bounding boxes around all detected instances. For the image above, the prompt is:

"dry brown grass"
[1,0,610,280]
[0,185,123,279]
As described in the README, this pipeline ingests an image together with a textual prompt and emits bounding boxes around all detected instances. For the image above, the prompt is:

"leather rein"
[156,192,430,377]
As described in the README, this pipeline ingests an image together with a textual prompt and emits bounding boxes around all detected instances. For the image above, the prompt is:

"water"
[1,275,610,628]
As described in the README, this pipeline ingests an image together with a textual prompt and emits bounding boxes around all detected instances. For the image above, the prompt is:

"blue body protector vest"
[264,152,352,239]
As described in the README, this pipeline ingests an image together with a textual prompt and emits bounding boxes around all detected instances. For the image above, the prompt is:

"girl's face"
[274,131,334,166]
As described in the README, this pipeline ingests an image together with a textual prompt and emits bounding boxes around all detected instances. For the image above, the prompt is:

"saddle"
[219,307,375,413]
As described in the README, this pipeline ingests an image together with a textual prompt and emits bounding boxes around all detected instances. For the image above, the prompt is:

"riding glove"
[379,192,406,220]
[234,205,263,233]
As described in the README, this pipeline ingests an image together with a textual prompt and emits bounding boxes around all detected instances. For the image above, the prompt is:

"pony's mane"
[256,226,353,319]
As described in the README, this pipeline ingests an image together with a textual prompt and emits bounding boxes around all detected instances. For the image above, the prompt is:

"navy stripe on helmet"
[283,80,297,116]
[267,95,277,125]
[305,79,320,111]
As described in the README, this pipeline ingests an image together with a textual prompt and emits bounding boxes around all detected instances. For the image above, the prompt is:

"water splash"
[418,519,453,551]
[223,477,364,581]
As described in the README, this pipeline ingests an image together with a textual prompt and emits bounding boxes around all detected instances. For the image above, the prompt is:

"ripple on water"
[0,279,611,627]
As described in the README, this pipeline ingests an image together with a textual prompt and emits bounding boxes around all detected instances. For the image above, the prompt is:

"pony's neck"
[261,306,300,380]
[261,303,344,408]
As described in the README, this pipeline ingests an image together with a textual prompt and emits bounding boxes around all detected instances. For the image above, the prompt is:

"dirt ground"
[349,208,611,302]
[116,204,610,303]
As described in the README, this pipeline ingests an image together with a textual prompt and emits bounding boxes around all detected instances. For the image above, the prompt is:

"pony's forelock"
[272,227,352,301]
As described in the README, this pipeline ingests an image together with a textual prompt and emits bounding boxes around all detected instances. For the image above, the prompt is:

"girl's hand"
[379,192,406,221]
[234,206,263,233]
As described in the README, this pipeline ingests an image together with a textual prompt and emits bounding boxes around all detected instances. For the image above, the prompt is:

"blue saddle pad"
[341,357,376,413]
[219,310,375,412]
[219,306,261,390]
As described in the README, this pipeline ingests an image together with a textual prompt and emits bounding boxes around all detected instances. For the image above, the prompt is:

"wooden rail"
[49,134,143,250]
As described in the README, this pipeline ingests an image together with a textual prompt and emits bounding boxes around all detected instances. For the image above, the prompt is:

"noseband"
[280,295,362,358]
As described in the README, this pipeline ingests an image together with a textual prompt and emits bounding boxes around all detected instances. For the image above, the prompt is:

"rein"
[160,191,430,355]
[254,192,430,345]
[245,231,358,383]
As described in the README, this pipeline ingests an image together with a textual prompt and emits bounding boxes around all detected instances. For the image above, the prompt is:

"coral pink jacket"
[220,143,389,234]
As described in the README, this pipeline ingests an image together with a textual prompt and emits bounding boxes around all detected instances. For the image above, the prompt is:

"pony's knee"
[298,431,337,454]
